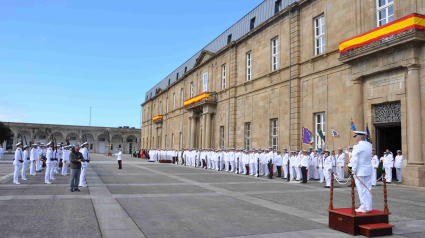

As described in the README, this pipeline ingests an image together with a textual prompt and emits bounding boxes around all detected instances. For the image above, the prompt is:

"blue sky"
[0,0,263,128]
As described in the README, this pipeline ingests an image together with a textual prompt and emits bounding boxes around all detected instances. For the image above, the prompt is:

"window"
[314,15,325,55]
[227,34,232,44]
[154,104,156,116]
[203,73,208,92]
[377,0,394,26]
[275,0,282,14]
[71,136,77,140]
[221,64,226,90]
[171,134,174,148]
[39,135,46,139]
[176,73,179,80]
[159,101,162,114]
[270,119,278,150]
[111,144,113,151]
[173,93,176,110]
[315,113,326,149]
[246,52,252,81]
[168,79,171,85]
[244,123,251,150]
[179,132,182,149]
[99,138,106,142]
[166,97,168,113]
[147,107,149,120]
[250,17,256,31]
[90,144,93,150]
[190,82,194,97]
[271,37,279,71]
[184,66,187,74]
[127,139,133,142]
[181,88,184,106]
[220,126,225,149]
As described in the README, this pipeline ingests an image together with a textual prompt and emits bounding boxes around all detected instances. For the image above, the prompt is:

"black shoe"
[74,189,81,192]
[70,189,74,192]
[387,182,391,184]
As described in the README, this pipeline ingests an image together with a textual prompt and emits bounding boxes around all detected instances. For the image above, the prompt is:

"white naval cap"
[23,145,29,149]
[81,142,88,147]
[397,150,402,153]
[46,142,52,146]
[353,131,366,137]
[32,144,38,146]
[16,142,22,146]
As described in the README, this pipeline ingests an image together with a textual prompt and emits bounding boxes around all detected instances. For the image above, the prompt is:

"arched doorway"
[34,130,48,145]
[85,133,95,152]
[126,135,137,154]
[18,130,32,146]
[50,132,64,145]
[97,134,108,154]
[111,135,123,154]
[65,132,79,146]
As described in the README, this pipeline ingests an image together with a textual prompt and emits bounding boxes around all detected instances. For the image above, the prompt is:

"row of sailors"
[147,146,403,187]
[12,141,90,186]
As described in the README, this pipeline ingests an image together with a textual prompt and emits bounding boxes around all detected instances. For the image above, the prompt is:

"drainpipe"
[227,45,232,148]
[288,10,292,154]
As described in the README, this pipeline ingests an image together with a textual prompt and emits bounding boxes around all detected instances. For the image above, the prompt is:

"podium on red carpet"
[327,173,394,237]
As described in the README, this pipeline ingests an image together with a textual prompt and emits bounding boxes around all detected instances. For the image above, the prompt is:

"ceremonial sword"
[346,166,377,198]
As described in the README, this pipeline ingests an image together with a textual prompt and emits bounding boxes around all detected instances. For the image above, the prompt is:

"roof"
[144,0,298,102]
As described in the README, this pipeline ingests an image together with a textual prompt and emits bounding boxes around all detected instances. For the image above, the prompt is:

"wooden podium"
[328,173,394,237]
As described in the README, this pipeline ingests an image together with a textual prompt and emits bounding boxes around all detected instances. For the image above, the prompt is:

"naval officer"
[351,131,373,213]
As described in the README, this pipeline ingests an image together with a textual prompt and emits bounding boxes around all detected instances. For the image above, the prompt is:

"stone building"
[2,122,140,154]
[141,0,425,186]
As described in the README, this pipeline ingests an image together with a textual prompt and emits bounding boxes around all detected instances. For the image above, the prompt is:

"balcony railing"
[184,92,217,110]
[339,13,425,61]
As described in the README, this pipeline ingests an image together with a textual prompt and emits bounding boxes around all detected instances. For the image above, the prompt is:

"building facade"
[2,122,140,154]
[141,0,425,186]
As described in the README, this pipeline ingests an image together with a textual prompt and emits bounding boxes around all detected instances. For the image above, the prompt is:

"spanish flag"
[152,115,163,121]
[183,92,210,107]
[339,14,425,54]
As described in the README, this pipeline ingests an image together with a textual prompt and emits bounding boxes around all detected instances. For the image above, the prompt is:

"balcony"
[184,92,218,111]
[152,115,163,124]
[339,13,425,63]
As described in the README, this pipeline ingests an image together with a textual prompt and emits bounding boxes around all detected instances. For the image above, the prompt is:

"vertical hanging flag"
[331,128,339,138]
[366,123,372,144]
[318,129,325,143]
[302,127,314,145]
[351,119,356,130]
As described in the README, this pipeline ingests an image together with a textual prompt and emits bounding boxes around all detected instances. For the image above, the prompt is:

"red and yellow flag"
[184,92,210,107]
[339,14,425,54]
[152,115,163,121]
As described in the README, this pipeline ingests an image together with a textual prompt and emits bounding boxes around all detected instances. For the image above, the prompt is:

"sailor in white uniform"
[371,149,379,186]
[336,148,346,179]
[13,142,24,184]
[351,131,373,213]
[394,150,403,183]
[323,150,333,188]
[0,145,4,159]
[45,142,54,184]
[79,142,90,187]
[21,145,30,180]
[383,149,394,183]
[30,144,39,176]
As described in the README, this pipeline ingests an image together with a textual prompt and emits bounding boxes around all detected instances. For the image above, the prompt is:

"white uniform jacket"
[351,141,373,176]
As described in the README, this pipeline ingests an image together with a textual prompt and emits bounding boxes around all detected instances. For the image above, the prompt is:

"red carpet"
[331,208,386,216]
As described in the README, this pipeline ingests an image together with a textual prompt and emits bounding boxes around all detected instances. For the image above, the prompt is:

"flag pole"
[332,133,337,178]
[349,118,352,147]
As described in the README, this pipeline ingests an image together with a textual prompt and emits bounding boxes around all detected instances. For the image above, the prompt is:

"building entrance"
[375,123,401,180]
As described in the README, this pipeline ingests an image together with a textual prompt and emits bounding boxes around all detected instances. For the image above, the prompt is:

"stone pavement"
[1,154,425,238]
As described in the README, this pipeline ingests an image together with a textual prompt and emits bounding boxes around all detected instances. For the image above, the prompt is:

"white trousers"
[249,162,258,175]
[313,166,319,179]
[290,167,296,180]
[224,161,229,171]
[324,169,331,187]
[45,162,53,183]
[229,161,235,172]
[319,168,324,183]
[355,175,373,211]
[385,167,393,183]
[50,161,56,179]
[337,166,345,179]
[282,165,288,178]
[13,163,23,183]
[61,161,68,175]
[296,167,302,180]
[79,162,87,186]
[30,160,37,175]
[0,152,3,159]
[372,168,377,186]
[21,162,28,179]
[35,158,41,171]
[396,168,402,182]
[215,161,220,171]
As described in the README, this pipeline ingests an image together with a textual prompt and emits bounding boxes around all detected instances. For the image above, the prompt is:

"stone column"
[94,139,97,153]
[202,114,207,148]
[406,65,424,165]
[353,78,364,131]
[190,116,196,149]
[123,136,127,154]
[205,113,212,148]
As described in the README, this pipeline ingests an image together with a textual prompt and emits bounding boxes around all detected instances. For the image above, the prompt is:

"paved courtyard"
[1,153,425,238]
